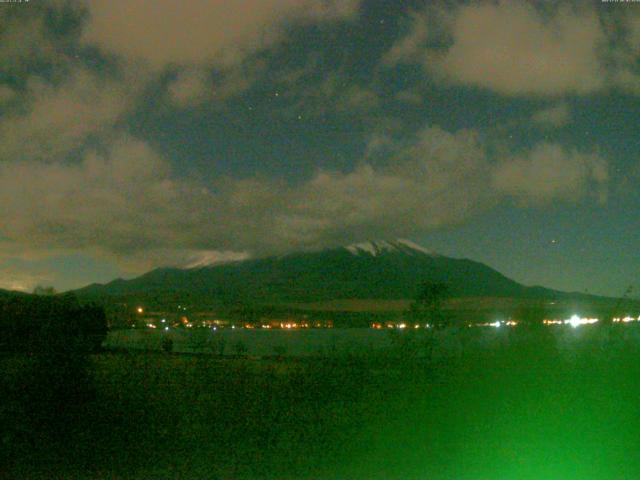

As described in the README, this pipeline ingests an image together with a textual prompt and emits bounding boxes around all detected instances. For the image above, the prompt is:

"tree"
[32,285,57,296]
[407,281,450,328]
[513,300,547,327]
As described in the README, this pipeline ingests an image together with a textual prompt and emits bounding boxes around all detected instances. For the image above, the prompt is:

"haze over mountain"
[75,240,589,305]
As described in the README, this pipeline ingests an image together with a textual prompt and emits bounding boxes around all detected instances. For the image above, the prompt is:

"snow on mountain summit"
[345,239,436,257]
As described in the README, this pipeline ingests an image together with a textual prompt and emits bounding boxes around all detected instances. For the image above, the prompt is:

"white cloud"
[382,10,429,66]
[430,2,605,95]
[80,0,360,108]
[0,14,59,75]
[0,68,133,163]
[184,250,251,268]
[282,71,381,117]
[384,1,640,96]
[531,103,571,128]
[0,125,610,272]
[493,143,608,204]
[82,0,360,70]
[168,69,211,107]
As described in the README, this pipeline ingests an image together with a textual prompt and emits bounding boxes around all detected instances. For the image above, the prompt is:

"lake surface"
[105,323,640,358]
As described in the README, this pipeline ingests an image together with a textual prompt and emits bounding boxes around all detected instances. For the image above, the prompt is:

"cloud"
[0,68,134,163]
[382,10,429,66]
[273,127,493,248]
[0,266,52,293]
[82,0,360,70]
[340,85,381,111]
[0,136,211,256]
[184,250,251,268]
[167,69,211,107]
[493,143,608,205]
[384,1,640,96]
[0,12,60,75]
[167,62,263,107]
[80,0,360,108]
[280,70,382,118]
[531,103,571,128]
[0,124,608,273]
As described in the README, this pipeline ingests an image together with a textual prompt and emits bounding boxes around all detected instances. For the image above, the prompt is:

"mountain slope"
[75,239,574,304]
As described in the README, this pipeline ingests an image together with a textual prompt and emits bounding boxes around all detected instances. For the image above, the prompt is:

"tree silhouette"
[32,285,57,296]
[407,281,450,328]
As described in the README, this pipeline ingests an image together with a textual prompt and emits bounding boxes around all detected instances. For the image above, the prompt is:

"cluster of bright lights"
[543,315,600,327]
[613,315,640,323]
[474,320,517,328]
[564,315,599,328]
[543,319,563,325]
[380,323,431,330]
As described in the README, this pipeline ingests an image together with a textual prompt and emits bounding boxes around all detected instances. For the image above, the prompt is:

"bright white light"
[568,315,581,328]
[564,315,599,328]
[164,326,169,331]
[490,321,501,328]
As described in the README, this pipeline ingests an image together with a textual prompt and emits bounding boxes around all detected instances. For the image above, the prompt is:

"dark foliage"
[0,292,108,473]
[0,292,107,354]
[406,280,451,328]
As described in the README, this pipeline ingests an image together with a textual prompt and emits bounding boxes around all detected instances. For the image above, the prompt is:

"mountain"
[0,288,29,299]
[75,239,582,305]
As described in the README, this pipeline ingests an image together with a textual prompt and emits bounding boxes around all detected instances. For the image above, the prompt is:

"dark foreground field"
[3,326,640,479]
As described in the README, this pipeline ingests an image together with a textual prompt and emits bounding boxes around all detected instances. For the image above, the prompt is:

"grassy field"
[3,325,640,479]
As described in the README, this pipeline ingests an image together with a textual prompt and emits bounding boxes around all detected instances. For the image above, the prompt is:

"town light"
[564,315,598,328]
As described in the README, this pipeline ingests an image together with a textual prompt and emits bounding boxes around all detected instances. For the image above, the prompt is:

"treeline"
[0,292,107,354]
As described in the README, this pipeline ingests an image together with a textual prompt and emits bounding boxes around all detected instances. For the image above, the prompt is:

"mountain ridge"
[74,239,602,305]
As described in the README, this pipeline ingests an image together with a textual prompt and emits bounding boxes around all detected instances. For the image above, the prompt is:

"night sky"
[1,0,639,297]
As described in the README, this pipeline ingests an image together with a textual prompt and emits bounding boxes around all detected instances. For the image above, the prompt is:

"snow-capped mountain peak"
[345,239,436,257]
